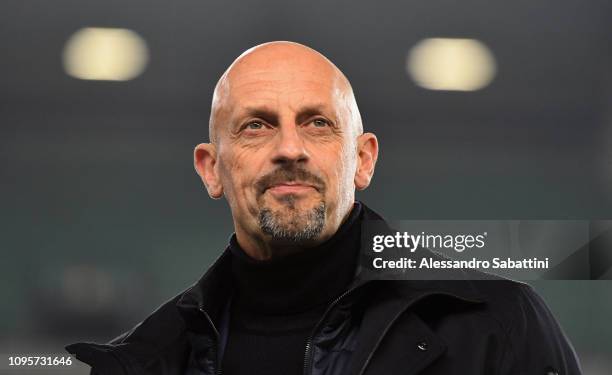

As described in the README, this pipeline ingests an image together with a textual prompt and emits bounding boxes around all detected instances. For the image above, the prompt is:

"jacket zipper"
[199,306,223,375]
[302,285,362,375]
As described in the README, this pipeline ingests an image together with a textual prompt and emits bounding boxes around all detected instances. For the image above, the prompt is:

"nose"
[271,123,309,165]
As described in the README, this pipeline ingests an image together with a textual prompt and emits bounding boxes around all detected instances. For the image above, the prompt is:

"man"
[67,41,582,375]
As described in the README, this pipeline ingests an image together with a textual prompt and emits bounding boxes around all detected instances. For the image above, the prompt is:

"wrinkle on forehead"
[208,41,362,143]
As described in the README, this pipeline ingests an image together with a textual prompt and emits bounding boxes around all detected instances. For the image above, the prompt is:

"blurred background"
[1,0,611,373]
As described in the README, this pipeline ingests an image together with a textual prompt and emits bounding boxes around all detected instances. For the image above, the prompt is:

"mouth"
[266,181,318,195]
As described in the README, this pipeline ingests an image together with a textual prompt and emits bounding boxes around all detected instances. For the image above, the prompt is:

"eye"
[245,121,264,130]
[311,118,330,128]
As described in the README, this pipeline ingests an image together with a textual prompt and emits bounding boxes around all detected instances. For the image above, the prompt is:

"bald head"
[208,41,362,144]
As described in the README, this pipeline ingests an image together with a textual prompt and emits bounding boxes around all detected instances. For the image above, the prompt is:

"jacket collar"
[175,246,234,335]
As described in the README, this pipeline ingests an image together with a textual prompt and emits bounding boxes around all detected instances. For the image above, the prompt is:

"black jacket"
[66,204,582,375]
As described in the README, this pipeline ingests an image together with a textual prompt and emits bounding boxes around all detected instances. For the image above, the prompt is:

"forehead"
[225,56,344,110]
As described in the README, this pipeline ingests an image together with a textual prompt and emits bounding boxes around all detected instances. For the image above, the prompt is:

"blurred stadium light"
[62,27,149,81]
[407,38,497,91]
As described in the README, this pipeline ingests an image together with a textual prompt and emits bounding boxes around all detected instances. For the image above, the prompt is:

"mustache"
[255,166,326,196]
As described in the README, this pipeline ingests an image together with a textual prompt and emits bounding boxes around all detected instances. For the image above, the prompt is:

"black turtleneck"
[221,202,363,375]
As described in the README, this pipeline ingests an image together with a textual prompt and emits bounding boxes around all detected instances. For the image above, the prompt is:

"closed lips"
[267,182,317,192]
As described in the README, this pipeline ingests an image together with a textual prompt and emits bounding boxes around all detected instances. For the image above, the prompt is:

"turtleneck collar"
[228,201,363,314]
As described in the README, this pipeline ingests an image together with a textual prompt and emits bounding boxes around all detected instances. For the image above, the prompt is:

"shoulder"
[398,274,569,342]
[461,277,568,346]
[67,291,191,374]
[474,279,582,374]
[395,277,583,374]
[109,292,187,346]
[469,277,547,322]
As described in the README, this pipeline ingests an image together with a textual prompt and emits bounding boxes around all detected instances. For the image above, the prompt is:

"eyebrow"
[236,103,334,126]
[295,104,332,125]
[239,106,278,124]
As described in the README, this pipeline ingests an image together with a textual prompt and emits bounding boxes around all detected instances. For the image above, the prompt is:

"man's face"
[195,43,377,258]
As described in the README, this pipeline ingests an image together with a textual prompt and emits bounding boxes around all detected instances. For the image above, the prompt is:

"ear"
[194,143,224,199]
[354,133,379,191]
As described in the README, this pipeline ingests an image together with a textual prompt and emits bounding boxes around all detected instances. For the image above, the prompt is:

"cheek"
[317,142,354,195]
[335,141,358,192]
[216,149,241,201]
[221,148,261,200]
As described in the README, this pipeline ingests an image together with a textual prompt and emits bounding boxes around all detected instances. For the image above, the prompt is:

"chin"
[258,197,326,243]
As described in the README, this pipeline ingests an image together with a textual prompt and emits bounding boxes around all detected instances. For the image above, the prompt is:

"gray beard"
[258,200,326,242]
